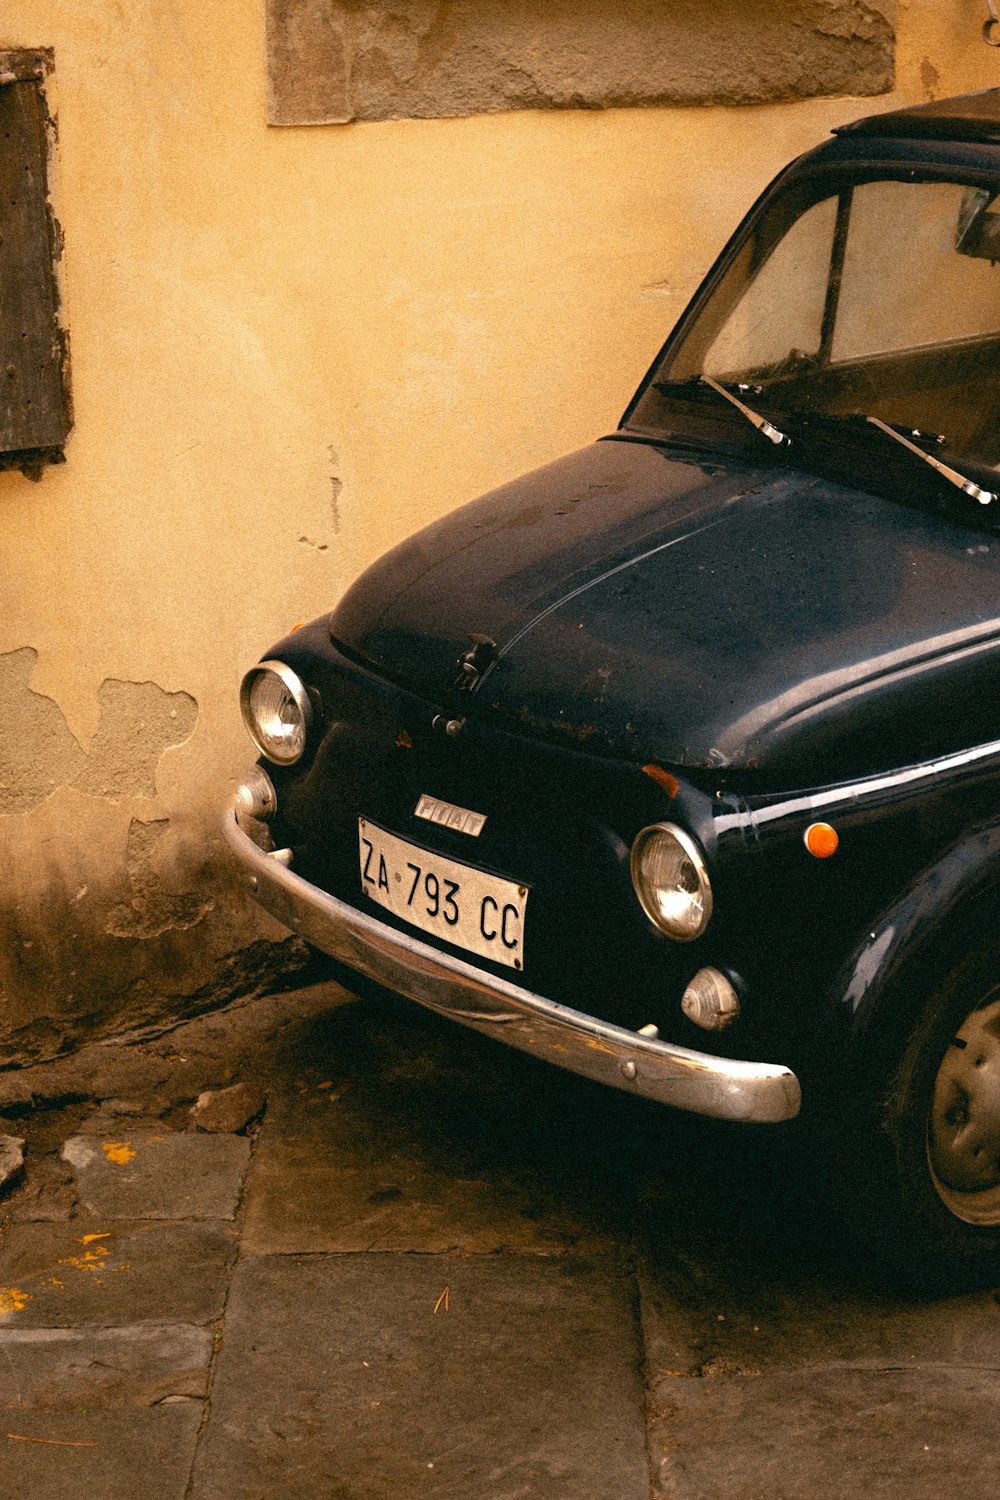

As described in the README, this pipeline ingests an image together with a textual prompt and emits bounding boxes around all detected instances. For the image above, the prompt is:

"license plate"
[358,819,528,971]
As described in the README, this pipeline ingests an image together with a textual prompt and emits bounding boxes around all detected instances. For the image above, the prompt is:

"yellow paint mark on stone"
[0,1288,31,1317]
[57,1245,114,1284]
[102,1141,136,1165]
[80,1233,111,1244]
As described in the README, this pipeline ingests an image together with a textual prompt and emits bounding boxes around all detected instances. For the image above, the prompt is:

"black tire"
[839,941,1000,1293]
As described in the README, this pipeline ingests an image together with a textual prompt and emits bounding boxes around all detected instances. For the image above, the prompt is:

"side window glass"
[833,179,1000,361]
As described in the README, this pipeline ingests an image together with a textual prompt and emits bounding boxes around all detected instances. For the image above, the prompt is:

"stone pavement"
[1,981,999,1499]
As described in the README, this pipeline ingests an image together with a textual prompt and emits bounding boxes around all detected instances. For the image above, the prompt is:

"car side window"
[832,179,1000,360]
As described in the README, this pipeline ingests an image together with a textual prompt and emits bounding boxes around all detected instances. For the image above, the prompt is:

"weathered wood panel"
[0,53,68,460]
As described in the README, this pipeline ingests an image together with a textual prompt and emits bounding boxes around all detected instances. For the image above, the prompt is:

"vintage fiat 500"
[226,89,1000,1287]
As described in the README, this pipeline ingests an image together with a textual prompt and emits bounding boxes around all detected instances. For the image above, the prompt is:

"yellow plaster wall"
[0,0,996,1055]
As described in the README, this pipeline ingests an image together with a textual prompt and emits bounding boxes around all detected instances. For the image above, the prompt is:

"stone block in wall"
[265,0,896,127]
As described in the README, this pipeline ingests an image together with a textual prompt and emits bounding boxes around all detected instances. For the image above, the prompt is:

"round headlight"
[630,823,713,941]
[239,660,312,766]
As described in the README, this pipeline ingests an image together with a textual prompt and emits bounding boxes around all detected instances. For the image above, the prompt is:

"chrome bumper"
[223,807,801,1124]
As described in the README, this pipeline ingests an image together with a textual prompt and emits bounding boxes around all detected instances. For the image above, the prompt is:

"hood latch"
[455,633,497,691]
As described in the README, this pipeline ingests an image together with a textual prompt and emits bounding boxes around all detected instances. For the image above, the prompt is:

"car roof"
[836,87,1000,144]
[839,87,1000,144]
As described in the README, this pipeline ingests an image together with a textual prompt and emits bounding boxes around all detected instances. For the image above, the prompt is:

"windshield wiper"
[774,408,998,508]
[653,374,790,446]
[865,416,996,507]
[698,376,790,447]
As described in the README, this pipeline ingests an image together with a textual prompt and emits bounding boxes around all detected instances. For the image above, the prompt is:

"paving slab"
[0,1405,203,1500]
[61,1131,250,1220]
[190,1252,650,1500]
[633,1112,1000,1497]
[244,997,635,1254]
[635,1117,1000,1377]
[12,980,1000,1499]
[2,1154,75,1224]
[0,1325,213,1407]
[0,1220,238,1326]
[242,1133,628,1255]
[648,1367,1000,1500]
[639,1244,1000,1377]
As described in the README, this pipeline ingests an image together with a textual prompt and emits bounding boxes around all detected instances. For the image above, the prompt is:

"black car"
[226,89,1000,1289]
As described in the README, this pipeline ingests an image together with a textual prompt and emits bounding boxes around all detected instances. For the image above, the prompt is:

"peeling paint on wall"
[266,0,895,126]
[0,649,86,813]
[75,680,198,800]
[105,819,214,939]
[0,650,197,814]
[0,640,317,1064]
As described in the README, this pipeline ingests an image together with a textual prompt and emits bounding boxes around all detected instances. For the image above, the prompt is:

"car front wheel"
[845,944,1000,1291]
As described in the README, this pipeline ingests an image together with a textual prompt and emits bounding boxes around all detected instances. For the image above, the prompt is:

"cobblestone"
[0,981,996,1499]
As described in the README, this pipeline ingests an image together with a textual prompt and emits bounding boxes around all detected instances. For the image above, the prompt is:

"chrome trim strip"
[223,806,801,1124]
[715,733,1000,838]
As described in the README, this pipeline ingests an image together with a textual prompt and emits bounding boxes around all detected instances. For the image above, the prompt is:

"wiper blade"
[653,374,790,446]
[699,376,790,447]
[865,416,996,507]
[777,408,997,507]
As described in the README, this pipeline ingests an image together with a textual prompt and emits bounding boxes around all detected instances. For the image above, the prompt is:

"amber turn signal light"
[804,821,839,859]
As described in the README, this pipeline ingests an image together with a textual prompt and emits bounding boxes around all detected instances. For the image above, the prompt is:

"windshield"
[627,171,1000,481]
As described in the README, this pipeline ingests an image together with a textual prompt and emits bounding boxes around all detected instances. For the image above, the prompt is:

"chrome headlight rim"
[630,821,713,942]
[239,659,313,766]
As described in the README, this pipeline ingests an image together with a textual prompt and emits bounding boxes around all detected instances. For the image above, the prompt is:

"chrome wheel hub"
[929,995,1000,1222]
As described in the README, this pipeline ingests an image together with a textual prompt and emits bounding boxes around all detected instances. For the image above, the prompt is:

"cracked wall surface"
[0,650,197,813]
[106,819,214,940]
[0,649,250,1063]
[266,0,895,126]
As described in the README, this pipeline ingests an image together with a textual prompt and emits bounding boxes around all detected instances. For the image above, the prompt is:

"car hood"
[329,438,1000,781]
